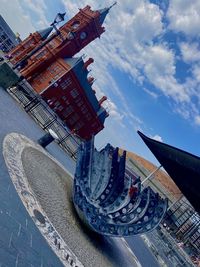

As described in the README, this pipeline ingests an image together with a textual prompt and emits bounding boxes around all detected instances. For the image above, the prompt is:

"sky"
[1,0,200,165]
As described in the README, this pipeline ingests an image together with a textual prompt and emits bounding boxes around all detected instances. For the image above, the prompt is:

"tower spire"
[98,2,117,25]
[37,26,53,40]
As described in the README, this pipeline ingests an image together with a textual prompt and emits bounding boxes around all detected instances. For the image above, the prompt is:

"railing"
[7,80,81,159]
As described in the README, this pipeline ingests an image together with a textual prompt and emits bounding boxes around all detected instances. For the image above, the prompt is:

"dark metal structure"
[73,138,167,237]
[138,131,200,214]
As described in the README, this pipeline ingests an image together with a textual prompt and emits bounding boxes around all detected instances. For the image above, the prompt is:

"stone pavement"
[0,89,66,266]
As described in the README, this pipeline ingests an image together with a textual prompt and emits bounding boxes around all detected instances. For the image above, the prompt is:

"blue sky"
[1,0,200,165]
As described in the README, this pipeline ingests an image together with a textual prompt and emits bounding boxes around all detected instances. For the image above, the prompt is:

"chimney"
[99,96,107,105]
[83,58,94,69]
[88,76,94,84]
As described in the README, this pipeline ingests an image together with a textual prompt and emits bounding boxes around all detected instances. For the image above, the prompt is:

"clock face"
[80,31,87,40]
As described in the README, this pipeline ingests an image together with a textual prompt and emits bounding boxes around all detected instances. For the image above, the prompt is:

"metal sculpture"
[138,131,200,214]
[73,138,168,237]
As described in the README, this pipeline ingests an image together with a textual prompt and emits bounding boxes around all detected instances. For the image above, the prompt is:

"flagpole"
[141,165,162,185]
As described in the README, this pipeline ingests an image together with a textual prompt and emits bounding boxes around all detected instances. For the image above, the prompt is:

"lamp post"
[13,12,66,70]
[50,12,66,41]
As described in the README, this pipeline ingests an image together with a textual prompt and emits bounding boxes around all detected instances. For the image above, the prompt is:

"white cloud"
[0,0,35,38]
[180,42,200,63]
[152,134,163,142]
[191,64,200,83]
[103,99,124,125]
[21,0,49,29]
[194,115,200,125]
[143,45,189,102]
[142,88,158,99]
[167,0,200,36]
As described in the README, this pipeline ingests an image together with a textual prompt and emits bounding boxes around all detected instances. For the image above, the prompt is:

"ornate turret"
[98,2,117,25]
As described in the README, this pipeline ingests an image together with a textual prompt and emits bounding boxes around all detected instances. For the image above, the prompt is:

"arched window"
[71,21,80,29]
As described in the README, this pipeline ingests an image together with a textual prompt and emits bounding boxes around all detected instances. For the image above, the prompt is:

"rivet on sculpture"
[73,137,168,237]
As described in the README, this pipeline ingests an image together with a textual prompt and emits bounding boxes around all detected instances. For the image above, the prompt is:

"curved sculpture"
[73,138,168,237]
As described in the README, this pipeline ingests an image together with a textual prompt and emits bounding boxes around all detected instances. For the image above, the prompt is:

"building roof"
[98,2,117,25]
[138,131,200,214]
[37,26,53,40]
[64,57,107,123]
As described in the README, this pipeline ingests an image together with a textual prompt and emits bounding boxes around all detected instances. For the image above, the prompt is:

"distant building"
[8,4,116,140]
[0,15,19,52]
[164,196,200,258]
[126,152,200,258]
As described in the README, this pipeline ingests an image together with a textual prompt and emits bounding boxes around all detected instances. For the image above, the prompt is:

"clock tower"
[9,3,116,80]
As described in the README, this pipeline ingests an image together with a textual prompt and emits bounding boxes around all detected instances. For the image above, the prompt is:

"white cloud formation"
[152,134,163,142]
[21,0,49,29]
[0,0,35,38]
[180,42,200,63]
[194,115,200,125]
[142,88,158,99]
[167,0,200,36]
[142,45,189,102]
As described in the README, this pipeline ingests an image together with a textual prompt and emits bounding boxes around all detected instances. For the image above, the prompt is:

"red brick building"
[9,3,116,139]
[40,57,108,140]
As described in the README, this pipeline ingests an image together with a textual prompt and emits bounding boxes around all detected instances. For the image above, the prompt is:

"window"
[63,106,74,117]
[70,88,79,98]
[47,64,62,75]
[48,40,56,49]
[62,96,67,101]
[81,105,88,114]
[75,97,83,105]
[24,39,35,48]
[71,21,80,29]
[67,31,75,40]
[60,78,72,90]
[58,106,64,112]
[75,121,84,130]
[54,74,60,80]
[54,101,60,107]
[85,113,92,121]
[68,114,79,125]
[35,49,47,60]
[1,33,7,40]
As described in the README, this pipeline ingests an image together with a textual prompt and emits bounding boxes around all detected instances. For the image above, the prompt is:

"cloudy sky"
[1,0,200,165]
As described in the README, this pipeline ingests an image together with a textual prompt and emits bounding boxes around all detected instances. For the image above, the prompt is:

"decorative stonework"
[3,133,83,267]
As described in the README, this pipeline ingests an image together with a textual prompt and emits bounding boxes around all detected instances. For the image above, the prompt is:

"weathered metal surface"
[73,138,168,237]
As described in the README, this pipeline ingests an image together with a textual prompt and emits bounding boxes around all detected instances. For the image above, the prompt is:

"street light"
[50,12,66,26]
[50,12,66,40]
[13,12,66,69]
